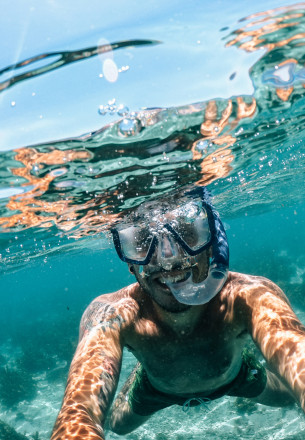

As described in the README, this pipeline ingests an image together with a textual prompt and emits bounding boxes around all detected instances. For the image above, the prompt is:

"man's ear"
[128,264,135,275]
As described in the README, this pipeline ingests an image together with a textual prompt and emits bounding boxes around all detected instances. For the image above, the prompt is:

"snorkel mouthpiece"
[164,264,228,305]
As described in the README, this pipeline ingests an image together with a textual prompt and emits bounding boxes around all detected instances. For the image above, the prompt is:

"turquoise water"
[2,1,305,438]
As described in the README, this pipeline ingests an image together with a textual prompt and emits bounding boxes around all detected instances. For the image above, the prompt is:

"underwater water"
[2,0,305,438]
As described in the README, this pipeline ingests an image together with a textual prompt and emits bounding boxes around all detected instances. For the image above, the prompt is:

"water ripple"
[2,3,305,270]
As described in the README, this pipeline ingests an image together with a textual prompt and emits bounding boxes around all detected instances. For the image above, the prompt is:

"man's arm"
[51,296,136,440]
[243,276,305,410]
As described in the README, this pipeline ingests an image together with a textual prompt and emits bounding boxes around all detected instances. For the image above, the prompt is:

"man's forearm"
[51,331,122,439]
[51,403,105,440]
[51,297,135,439]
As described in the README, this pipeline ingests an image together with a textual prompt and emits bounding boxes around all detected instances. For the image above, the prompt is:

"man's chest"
[125,319,247,383]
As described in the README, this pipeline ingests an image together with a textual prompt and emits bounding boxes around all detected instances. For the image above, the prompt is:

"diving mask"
[111,199,211,265]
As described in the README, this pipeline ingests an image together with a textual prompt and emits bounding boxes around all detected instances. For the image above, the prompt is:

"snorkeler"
[51,186,305,440]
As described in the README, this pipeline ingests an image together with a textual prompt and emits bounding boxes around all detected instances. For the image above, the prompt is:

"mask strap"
[209,204,229,271]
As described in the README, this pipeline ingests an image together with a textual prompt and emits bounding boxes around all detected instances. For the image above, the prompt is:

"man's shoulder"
[220,272,292,330]
[226,271,288,302]
[79,283,142,337]
[228,271,271,285]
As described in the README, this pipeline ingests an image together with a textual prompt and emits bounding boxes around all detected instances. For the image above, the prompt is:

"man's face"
[113,193,213,311]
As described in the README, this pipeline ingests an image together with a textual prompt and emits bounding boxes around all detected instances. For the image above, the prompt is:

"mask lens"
[117,224,153,261]
[172,204,210,251]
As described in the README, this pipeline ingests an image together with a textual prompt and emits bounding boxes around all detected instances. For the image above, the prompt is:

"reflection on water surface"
[2,3,305,266]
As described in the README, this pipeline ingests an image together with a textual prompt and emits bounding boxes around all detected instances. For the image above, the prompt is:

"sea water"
[1,1,305,439]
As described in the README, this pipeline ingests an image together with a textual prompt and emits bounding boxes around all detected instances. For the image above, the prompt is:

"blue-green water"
[2,1,305,438]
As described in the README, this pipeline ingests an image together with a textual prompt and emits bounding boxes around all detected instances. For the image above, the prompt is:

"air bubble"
[98,105,107,115]
[118,118,141,137]
[195,140,208,150]
[98,100,130,117]
[117,105,129,117]
[32,164,40,175]
[108,105,116,115]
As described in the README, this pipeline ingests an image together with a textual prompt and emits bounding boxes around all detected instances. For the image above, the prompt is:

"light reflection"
[191,97,256,186]
[0,147,110,235]
[0,39,160,92]
[226,5,305,102]
[226,8,305,52]
[2,3,305,250]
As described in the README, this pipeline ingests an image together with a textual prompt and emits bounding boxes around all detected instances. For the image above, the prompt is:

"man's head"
[111,187,229,312]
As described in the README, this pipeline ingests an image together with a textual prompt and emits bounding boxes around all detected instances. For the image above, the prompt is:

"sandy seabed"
[1,348,305,440]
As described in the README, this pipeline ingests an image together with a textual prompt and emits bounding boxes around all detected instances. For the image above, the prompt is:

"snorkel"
[164,187,229,305]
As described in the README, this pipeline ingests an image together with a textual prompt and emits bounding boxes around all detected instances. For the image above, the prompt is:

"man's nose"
[158,234,179,259]
[155,234,187,272]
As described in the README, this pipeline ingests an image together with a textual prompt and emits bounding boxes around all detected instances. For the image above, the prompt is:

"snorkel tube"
[165,187,229,305]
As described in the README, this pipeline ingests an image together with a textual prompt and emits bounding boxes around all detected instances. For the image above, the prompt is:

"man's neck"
[152,300,206,334]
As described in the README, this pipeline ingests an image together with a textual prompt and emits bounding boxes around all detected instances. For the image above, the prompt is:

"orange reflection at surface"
[0,147,119,237]
[226,7,305,53]
[196,146,234,187]
[273,59,298,101]
[192,97,256,185]
[226,5,305,102]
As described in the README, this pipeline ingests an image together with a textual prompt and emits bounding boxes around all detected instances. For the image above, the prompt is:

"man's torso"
[99,272,253,397]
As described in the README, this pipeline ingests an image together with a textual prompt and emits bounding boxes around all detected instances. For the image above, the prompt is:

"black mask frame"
[111,199,214,265]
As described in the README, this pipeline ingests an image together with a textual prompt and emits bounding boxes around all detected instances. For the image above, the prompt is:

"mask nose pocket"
[159,234,179,258]
[157,233,182,269]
